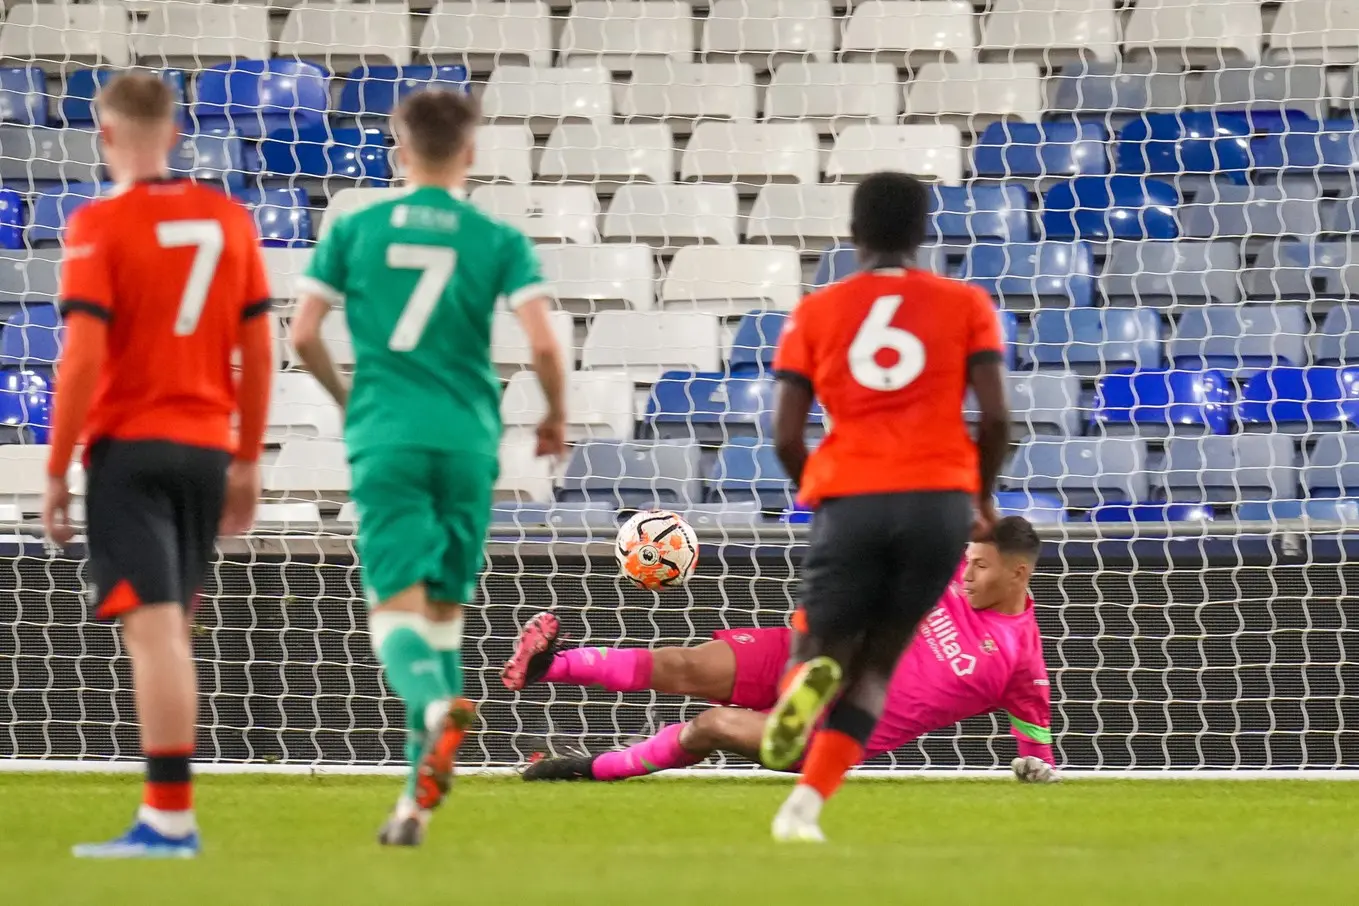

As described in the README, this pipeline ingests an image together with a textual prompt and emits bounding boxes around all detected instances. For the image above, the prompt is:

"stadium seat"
[1041,176,1180,242]
[928,184,1032,244]
[1005,372,1082,437]
[677,501,764,529]
[1002,437,1149,508]
[319,187,409,238]
[1090,369,1234,438]
[470,185,601,245]
[680,123,820,187]
[729,310,788,374]
[1304,435,1359,498]
[335,65,470,129]
[28,182,109,248]
[993,490,1066,524]
[264,440,351,499]
[0,126,103,191]
[1156,434,1298,504]
[490,501,619,534]
[1031,308,1163,375]
[763,63,898,134]
[495,438,558,503]
[1085,503,1214,524]
[702,0,836,73]
[619,60,758,133]
[0,189,21,251]
[1102,241,1242,309]
[260,124,391,190]
[1170,305,1308,377]
[536,243,655,313]
[1319,197,1359,236]
[1270,0,1359,65]
[278,2,413,69]
[193,60,329,139]
[961,241,1096,312]
[251,502,324,533]
[1316,305,1359,366]
[973,122,1109,183]
[583,311,722,384]
[660,246,801,314]
[169,134,250,191]
[261,248,312,301]
[133,3,271,67]
[483,66,613,136]
[559,440,703,508]
[604,184,741,249]
[1239,367,1359,435]
[905,62,1044,133]
[0,250,61,303]
[1188,64,1329,120]
[284,313,355,371]
[0,3,131,68]
[747,184,854,249]
[839,1,977,69]
[1245,240,1353,302]
[419,2,553,73]
[266,372,342,443]
[0,445,49,509]
[0,68,45,127]
[1116,112,1254,187]
[61,68,186,129]
[491,308,575,379]
[708,437,794,511]
[502,370,636,443]
[561,1,694,73]
[1123,0,1263,66]
[539,124,676,188]
[0,369,50,445]
[1180,182,1322,249]
[645,372,813,444]
[827,124,965,186]
[235,188,314,248]
[0,303,60,370]
[1046,62,1189,125]
[979,0,1119,67]
[813,243,859,287]
[1247,123,1359,189]
[466,125,534,185]
[1237,499,1359,523]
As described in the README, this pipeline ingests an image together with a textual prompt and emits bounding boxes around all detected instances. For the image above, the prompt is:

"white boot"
[771,785,827,843]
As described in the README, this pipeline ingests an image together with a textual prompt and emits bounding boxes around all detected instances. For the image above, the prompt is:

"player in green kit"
[289,90,567,846]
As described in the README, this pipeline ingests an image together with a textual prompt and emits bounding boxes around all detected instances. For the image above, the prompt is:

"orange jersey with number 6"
[58,179,272,453]
[772,266,1004,504]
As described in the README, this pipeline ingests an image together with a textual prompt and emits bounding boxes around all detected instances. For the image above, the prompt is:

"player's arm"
[291,216,350,410]
[503,228,565,458]
[1000,644,1059,783]
[966,288,1011,533]
[771,306,814,485]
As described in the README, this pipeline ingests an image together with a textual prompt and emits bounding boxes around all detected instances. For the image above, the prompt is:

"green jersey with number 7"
[299,186,546,460]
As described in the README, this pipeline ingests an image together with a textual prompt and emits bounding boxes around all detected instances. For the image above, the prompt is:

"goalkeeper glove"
[1011,756,1061,784]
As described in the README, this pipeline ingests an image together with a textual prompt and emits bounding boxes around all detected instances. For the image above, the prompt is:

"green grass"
[4,773,1358,905]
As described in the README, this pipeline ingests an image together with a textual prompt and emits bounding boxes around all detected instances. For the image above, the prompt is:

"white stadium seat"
[979,0,1120,67]
[603,184,741,248]
[764,62,899,134]
[618,60,757,133]
[469,125,535,185]
[470,184,601,244]
[660,245,802,314]
[747,184,854,249]
[134,3,271,66]
[537,243,656,313]
[840,1,977,69]
[702,0,836,73]
[495,438,556,502]
[680,122,819,188]
[492,308,577,377]
[265,440,351,498]
[483,66,614,135]
[0,445,47,513]
[583,311,721,383]
[905,61,1044,131]
[502,370,637,442]
[0,3,131,67]
[538,124,676,187]
[1270,0,1359,65]
[561,1,695,73]
[317,315,356,369]
[267,373,343,444]
[827,124,965,185]
[319,187,409,239]
[1124,0,1263,66]
[253,502,324,532]
[261,248,313,301]
[278,2,413,68]
[419,2,553,72]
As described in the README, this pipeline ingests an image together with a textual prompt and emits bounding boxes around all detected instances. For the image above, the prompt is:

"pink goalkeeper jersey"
[865,565,1054,764]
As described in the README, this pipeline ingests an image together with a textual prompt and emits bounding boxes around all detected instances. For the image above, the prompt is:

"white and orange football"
[615,510,699,590]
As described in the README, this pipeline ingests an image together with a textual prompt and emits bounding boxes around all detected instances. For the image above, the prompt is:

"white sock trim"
[139,804,197,838]
[425,614,464,651]
[424,699,451,734]
[368,610,430,652]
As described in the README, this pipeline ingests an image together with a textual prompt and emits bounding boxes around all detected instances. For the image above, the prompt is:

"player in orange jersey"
[42,74,274,858]
[762,171,1012,841]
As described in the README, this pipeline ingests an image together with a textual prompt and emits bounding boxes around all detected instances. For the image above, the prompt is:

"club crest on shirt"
[981,638,997,654]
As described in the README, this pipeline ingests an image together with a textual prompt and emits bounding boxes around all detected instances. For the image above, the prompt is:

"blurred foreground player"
[762,171,1012,840]
[44,74,274,858]
[509,518,1057,785]
[291,90,567,846]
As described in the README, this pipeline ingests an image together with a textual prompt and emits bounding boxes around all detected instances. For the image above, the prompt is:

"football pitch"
[3,773,1356,905]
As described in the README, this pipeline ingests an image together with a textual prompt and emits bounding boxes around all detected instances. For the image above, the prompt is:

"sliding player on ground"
[291,90,567,847]
[44,74,274,858]
[506,518,1056,785]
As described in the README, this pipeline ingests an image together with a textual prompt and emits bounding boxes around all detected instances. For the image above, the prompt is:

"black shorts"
[85,439,230,621]
[799,491,973,641]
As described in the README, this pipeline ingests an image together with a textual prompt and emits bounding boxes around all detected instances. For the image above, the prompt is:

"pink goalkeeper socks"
[592,724,703,781]
[542,647,654,693]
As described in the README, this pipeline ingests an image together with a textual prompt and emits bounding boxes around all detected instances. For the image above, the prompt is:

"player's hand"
[43,477,74,546]
[535,414,567,459]
[972,496,999,540]
[1012,756,1061,784]
[219,460,261,537]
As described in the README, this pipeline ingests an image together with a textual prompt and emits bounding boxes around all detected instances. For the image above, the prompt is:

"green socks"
[426,617,465,699]
[371,613,451,730]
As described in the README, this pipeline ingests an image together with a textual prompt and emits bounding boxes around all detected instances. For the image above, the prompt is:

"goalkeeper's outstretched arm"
[1000,647,1059,783]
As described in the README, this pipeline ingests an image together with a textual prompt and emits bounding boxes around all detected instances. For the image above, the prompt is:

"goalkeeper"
[504,516,1058,783]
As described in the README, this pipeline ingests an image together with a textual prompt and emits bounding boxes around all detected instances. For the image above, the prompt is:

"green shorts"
[349,448,498,607]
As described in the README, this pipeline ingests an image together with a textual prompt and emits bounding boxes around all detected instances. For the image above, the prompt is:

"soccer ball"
[615,510,699,590]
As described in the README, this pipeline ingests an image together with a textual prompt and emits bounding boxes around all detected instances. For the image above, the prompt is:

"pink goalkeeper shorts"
[711,627,794,712]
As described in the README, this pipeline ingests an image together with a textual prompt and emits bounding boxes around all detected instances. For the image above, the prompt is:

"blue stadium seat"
[928,184,1032,243]
[729,310,787,374]
[1181,181,1322,243]
[193,60,328,139]
[1102,240,1241,308]
[974,122,1109,181]
[961,241,1095,312]
[1156,435,1298,504]
[1002,437,1149,508]
[0,303,61,370]
[1251,120,1359,177]
[1040,176,1179,241]
[259,124,391,186]
[1316,306,1359,365]
[813,243,857,288]
[0,188,23,250]
[0,67,45,126]
[1237,499,1359,523]
[1304,435,1359,497]
[28,182,110,247]
[1031,308,1162,375]
[1116,111,1254,185]
[1091,369,1234,438]
[1047,62,1188,126]
[336,65,469,125]
[708,438,794,512]
[647,371,821,444]
[1170,305,1308,377]
[0,368,50,444]
[234,188,314,247]
[559,440,703,508]
[489,501,618,532]
[1244,239,1348,301]
[993,490,1066,524]
[169,134,251,191]
[999,310,1019,370]
[1085,503,1214,523]
[1239,367,1359,435]
[61,68,186,127]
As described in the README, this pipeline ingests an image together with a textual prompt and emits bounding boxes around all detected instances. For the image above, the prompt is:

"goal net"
[3,0,1359,775]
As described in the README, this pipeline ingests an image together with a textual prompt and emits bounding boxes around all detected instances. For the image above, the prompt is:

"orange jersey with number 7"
[53,179,272,459]
[772,266,1004,505]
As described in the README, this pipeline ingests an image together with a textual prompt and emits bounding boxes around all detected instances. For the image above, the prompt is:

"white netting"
[3,0,1359,772]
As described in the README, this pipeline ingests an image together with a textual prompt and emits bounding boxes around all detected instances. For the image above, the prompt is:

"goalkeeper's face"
[961,542,1028,611]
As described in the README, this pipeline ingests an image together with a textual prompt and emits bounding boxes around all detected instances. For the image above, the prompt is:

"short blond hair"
[96,73,175,124]
[394,89,480,165]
